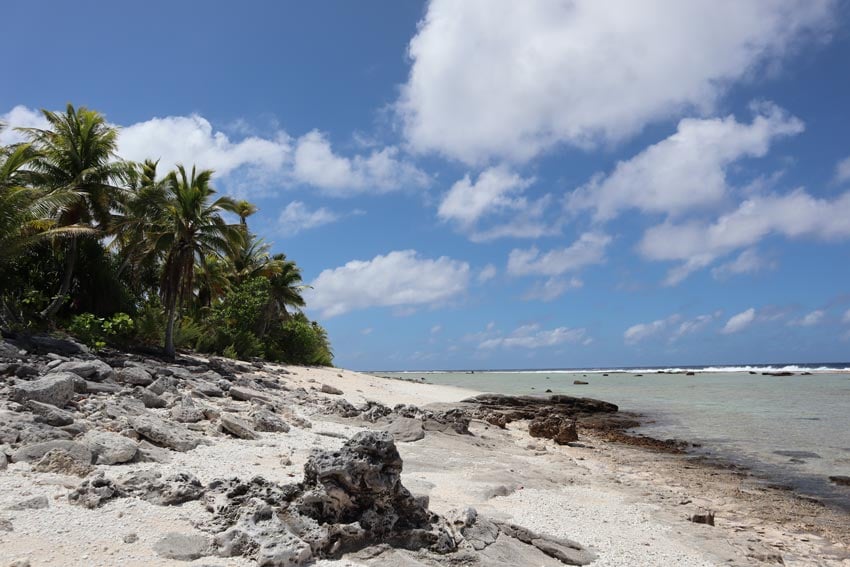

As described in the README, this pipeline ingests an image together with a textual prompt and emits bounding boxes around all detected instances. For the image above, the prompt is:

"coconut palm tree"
[146,164,243,357]
[255,253,308,337]
[234,199,258,228]
[18,104,128,318]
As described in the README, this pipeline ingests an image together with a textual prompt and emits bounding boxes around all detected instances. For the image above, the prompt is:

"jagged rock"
[14,364,39,378]
[52,359,114,382]
[117,366,153,386]
[0,411,72,445]
[121,471,205,505]
[229,385,270,403]
[148,376,178,395]
[7,496,49,510]
[0,452,7,470]
[130,414,200,452]
[0,340,23,359]
[829,475,850,486]
[134,440,173,463]
[68,473,126,508]
[383,417,425,442]
[529,415,578,445]
[213,502,313,565]
[83,431,138,465]
[10,373,75,407]
[192,380,224,397]
[153,532,212,561]
[7,335,87,356]
[328,398,360,418]
[251,409,290,433]
[360,401,393,423]
[132,386,167,408]
[494,522,595,565]
[11,440,92,464]
[171,395,205,423]
[123,532,138,543]
[220,414,259,440]
[321,384,343,395]
[33,448,94,476]
[484,413,509,428]
[25,400,74,426]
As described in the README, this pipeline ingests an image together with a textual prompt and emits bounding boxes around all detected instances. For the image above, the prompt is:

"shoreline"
[1,345,849,565]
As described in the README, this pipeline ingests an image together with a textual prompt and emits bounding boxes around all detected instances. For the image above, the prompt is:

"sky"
[3,0,850,370]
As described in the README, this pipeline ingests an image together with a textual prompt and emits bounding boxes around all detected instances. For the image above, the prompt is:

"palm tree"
[256,253,308,336]
[234,199,258,228]
[19,104,127,319]
[146,165,243,357]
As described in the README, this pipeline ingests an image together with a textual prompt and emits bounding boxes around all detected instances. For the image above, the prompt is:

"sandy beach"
[2,353,849,567]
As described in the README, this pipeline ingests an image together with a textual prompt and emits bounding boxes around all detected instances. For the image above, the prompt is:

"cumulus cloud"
[522,277,583,302]
[639,189,850,284]
[293,130,429,195]
[306,250,470,318]
[568,105,803,220]
[671,313,719,341]
[397,0,833,163]
[478,323,588,350]
[438,166,533,227]
[722,308,756,334]
[277,201,342,236]
[626,312,720,344]
[0,105,48,145]
[624,315,681,345]
[477,264,497,283]
[789,309,824,327]
[835,156,850,184]
[711,248,775,280]
[507,232,611,276]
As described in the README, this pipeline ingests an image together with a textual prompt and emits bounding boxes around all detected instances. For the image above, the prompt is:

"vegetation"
[0,105,333,365]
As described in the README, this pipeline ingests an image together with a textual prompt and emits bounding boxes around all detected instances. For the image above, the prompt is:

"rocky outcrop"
[10,373,76,407]
[82,431,138,465]
[529,415,578,445]
[130,415,200,452]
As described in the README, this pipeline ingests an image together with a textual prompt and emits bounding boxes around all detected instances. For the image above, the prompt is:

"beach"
[1,347,849,566]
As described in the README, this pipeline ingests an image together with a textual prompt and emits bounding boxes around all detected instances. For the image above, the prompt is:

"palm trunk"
[40,236,77,319]
[164,296,177,358]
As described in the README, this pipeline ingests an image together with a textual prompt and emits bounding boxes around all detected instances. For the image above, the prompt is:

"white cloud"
[438,166,533,227]
[722,308,756,334]
[478,323,588,350]
[307,250,470,318]
[624,315,680,344]
[835,156,850,184]
[568,105,803,220]
[626,312,720,344]
[522,277,583,302]
[789,309,824,327]
[277,201,341,236]
[361,327,374,335]
[430,325,442,334]
[639,189,850,284]
[507,232,611,276]
[0,105,49,145]
[843,308,850,324]
[671,313,719,341]
[477,264,497,283]
[398,0,833,163]
[293,130,429,195]
[711,248,775,280]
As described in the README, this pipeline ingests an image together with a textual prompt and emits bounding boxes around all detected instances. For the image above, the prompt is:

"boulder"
[25,400,74,426]
[170,395,205,423]
[148,376,177,396]
[0,340,23,359]
[251,409,290,433]
[11,440,92,464]
[529,415,578,445]
[383,416,425,442]
[83,431,138,465]
[130,415,200,452]
[121,470,205,505]
[33,449,94,476]
[228,385,270,403]
[132,387,167,408]
[117,366,153,386]
[220,414,259,440]
[320,383,343,395]
[829,475,850,487]
[10,373,75,407]
[52,359,114,382]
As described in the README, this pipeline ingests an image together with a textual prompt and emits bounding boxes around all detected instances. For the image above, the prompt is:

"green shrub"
[68,312,135,350]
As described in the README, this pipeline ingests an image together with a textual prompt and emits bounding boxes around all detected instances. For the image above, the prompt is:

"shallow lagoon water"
[379,368,850,510]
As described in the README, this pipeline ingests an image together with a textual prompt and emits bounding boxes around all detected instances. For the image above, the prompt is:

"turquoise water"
[379,369,850,510]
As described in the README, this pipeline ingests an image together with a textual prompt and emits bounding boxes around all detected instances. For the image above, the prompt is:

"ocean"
[378,364,850,511]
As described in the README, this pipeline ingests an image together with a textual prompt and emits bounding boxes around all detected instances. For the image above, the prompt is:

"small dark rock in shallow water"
[829,475,850,487]
[573,380,588,385]
[773,450,821,459]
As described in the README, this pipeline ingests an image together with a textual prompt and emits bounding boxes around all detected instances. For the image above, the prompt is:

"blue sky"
[3,1,850,370]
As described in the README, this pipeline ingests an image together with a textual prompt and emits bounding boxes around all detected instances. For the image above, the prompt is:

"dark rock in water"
[573,380,588,385]
[463,393,617,415]
[153,532,212,561]
[10,373,75,407]
[773,450,821,459]
[686,372,695,376]
[763,371,794,376]
[829,475,850,487]
[545,388,553,393]
[529,415,578,445]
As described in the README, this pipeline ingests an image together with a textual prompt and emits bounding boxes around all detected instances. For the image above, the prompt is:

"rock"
[0,411,72,445]
[0,517,12,531]
[529,415,578,445]
[0,452,7,470]
[33,448,94,476]
[10,373,75,407]
[9,335,87,356]
[25,400,74,426]
[83,431,138,465]
[383,416,425,442]
[228,386,270,403]
[360,401,393,423]
[492,522,595,565]
[14,364,39,378]
[7,495,49,510]
[0,340,23,358]
[251,409,290,433]
[123,532,138,544]
[121,471,205,505]
[84,380,122,394]
[829,475,850,486]
[52,359,114,382]
[153,532,212,561]
[170,395,205,423]
[213,503,313,565]
[133,386,167,408]
[690,511,716,526]
[69,473,126,508]
[130,415,200,452]
[148,376,177,395]
[134,440,173,463]
[192,380,224,397]
[220,414,259,440]
[117,366,153,386]
[573,380,588,385]
[11,440,92,464]
[320,383,343,395]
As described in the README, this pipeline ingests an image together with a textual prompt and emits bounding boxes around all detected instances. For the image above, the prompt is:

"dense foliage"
[0,105,333,365]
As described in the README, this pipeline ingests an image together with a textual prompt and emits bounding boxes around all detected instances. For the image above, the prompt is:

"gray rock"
[0,411,72,445]
[0,452,7,470]
[320,383,343,395]
[117,366,153,386]
[121,470,205,505]
[495,522,595,565]
[83,431,138,465]
[52,359,114,382]
[130,415,200,452]
[11,440,92,464]
[32,448,94,477]
[0,340,23,359]
[10,373,75,407]
[133,387,167,408]
[14,364,39,378]
[7,496,49,510]
[25,400,74,426]
[85,381,122,394]
[170,395,205,423]
[134,440,173,463]
[228,386,270,403]
[220,414,258,440]
[192,380,224,397]
[153,532,212,561]
[68,473,126,508]
[0,517,12,531]
[148,375,178,395]
[382,417,425,442]
[123,532,138,544]
[251,410,290,433]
